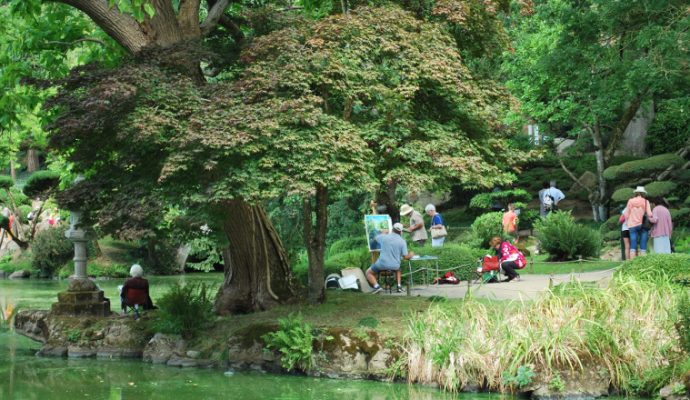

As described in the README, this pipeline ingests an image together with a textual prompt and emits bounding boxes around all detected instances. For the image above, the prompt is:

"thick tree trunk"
[303,186,328,305]
[214,200,298,314]
[9,159,16,182]
[26,148,39,173]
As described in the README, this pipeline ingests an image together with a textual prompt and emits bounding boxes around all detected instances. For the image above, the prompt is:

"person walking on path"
[650,197,673,254]
[365,223,414,294]
[425,204,446,247]
[622,186,653,259]
[539,181,565,216]
[502,203,519,243]
[400,204,427,246]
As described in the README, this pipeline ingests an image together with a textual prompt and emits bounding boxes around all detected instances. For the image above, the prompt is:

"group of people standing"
[620,186,673,259]
[399,203,446,247]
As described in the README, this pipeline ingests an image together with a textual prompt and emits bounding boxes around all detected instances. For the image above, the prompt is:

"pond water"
[0,275,470,400]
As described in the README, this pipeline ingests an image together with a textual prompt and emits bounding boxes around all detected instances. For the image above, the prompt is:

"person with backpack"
[539,181,565,216]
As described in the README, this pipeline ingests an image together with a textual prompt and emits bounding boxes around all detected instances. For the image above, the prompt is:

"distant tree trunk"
[303,185,328,305]
[215,200,299,314]
[376,181,399,222]
[9,159,16,182]
[26,149,39,173]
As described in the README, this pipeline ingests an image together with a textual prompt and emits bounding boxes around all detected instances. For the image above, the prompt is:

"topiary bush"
[534,211,602,261]
[469,212,503,248]
[603,153,684,181]
[154,282,215,339]
[611,181,678,203]
[31,227,74,277]
[22,170,60,198]
[618,254,690,285]
[422,243,484,281]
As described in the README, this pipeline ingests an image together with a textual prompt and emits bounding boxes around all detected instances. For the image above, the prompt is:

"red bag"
[482,256,500,272]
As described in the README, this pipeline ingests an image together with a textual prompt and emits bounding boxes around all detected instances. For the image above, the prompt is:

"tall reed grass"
[404,275,684,394]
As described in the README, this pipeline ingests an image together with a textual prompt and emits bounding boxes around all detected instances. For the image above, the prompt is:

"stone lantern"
[50,181,110,316]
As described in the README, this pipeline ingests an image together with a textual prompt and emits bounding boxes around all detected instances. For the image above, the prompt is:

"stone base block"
[51,290,111,317]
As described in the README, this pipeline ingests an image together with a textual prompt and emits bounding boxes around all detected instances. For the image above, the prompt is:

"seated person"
[365,223,414,294]
[489,236,526,282]
[121,264,155,312]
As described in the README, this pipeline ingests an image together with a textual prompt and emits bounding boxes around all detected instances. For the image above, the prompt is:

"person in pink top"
[649,197,673,254]
[622,186,653,259]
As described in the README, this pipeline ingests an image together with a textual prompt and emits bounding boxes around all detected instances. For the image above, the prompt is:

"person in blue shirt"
[425,203,446,247]
[365,223,414,294]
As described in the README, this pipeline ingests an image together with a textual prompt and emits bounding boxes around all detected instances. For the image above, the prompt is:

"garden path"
[391,269,616,300]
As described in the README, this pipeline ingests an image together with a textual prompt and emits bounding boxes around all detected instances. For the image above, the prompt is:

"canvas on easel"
[364,214,392,252]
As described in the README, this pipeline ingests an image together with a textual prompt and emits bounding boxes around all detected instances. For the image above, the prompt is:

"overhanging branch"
[200,0,230,36]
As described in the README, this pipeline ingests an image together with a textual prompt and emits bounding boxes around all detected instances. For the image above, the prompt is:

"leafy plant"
[534,211,601,261]
[502,365,535,388]
[671,383,687,396]
[154,282,215,339]
[262,313,315,372]
[357,316,379,328]
[469,212,503,248]
[422,244,484,282]
[66,329,81,343]
[549,373,565,392]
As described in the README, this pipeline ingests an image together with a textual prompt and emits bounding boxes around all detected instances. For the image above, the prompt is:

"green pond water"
[0,275,471,400]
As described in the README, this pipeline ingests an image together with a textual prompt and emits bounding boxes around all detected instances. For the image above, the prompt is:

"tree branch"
[46,37,107,47]
[200,0,230,36]
[218,15,244,43]
[559,158,593,196]
[49,0,150,53]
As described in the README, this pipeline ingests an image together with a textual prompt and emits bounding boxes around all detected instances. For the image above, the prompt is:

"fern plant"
[262,313,315,372]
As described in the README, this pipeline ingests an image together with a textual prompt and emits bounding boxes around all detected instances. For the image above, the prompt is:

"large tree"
[503,0,690,221]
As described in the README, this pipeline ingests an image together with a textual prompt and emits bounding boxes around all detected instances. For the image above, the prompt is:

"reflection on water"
[0,330,468,400]
[0,276,474,400]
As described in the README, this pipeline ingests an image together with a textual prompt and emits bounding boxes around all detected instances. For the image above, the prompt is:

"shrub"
[0,175,13,190]
[31,227,74,277]
[262,313,315,372]
[58,261,129,278]
[153,282,215,339]
[17,204,32,224]
[327,236,367,257]
[470,212,503,248]
[603,153,684,181]
[611,181,678,203]
[534,211,601,261]
[22,171,60,198]
[618,253,690,285]
[422,243,484,281]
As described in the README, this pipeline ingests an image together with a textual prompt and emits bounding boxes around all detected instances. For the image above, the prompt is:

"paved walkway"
[390,269,617,300]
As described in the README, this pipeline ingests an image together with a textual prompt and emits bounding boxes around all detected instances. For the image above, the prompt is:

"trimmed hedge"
[0,175,13,190]
[421,243,485,281]
[611,181,678,203]
[618,253,690,285]
[603,153,683,181]
[534,211,602,260]
[23,171,60,198]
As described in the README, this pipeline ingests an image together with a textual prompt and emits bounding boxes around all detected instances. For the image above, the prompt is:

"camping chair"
[475,256,501,283]
[118,285,149,319]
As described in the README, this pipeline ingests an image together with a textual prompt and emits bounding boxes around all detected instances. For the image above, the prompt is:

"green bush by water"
[31,227,73,277]
[534,211,601,261]
[154,282,215,339]
[262,313,316,372]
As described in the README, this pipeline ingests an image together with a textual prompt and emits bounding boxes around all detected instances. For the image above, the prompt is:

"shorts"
[621,230,630,239]
[370,264,399,274]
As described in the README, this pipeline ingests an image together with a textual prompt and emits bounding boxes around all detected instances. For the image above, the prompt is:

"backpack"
[543,190,555,211]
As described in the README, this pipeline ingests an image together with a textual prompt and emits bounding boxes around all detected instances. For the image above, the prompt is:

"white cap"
[393,222,404,232]
[633,186,647,194]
